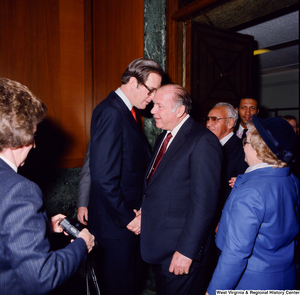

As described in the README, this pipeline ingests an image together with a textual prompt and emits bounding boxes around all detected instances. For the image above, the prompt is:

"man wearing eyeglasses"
[206,103,248,223]
[86,58,164,295]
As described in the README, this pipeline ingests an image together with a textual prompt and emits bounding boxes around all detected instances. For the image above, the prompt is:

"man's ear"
[228,117,235,129]
[256,109,260,115]
[128,77,138,90]
[176,105,186,118]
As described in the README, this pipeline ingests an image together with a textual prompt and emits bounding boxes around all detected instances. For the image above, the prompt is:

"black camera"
[59,218,81,239]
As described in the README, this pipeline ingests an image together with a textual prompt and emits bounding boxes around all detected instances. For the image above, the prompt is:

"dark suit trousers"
[153,259,214,295]
[91,236,147,295]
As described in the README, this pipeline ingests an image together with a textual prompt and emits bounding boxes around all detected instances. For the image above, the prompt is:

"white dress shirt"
[115,88,132,111]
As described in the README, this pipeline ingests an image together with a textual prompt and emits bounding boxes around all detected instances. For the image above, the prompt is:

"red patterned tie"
[131,108,137,122]
[147,132,173,184]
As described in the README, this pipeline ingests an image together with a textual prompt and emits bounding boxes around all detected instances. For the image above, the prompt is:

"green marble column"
[144,0,167,150]
[143,1,167,293]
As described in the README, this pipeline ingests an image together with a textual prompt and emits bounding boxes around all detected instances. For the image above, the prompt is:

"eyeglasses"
[142,83,157,96]
[242,137,250,146]
[205,116,232,123]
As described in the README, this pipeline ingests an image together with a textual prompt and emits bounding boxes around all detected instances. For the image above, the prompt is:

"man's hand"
[77,207,88,225]
[228,177,237,188]
[50,214,66,233]
[78,228,95,253]
[126,209,141,235]
[169,251,192,275]
[215,222,219,234]
[134,209,141,217]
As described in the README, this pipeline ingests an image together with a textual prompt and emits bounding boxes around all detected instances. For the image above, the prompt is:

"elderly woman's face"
[243,133,261,166]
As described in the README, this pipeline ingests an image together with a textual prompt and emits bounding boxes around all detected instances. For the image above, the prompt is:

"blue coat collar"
[234,166,291,188]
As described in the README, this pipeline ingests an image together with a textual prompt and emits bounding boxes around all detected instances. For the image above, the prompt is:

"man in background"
[88,58,164,295]
[206,102,248,223]
[141,84,223,295]
[235,96,259,139]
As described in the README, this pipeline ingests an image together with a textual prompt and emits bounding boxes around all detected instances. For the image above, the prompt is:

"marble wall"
[144,0,166,69]
[43,168,82,218]
[144,0,166,149]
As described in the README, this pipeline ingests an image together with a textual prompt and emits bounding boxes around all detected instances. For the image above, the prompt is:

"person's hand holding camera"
[78,228,95,253]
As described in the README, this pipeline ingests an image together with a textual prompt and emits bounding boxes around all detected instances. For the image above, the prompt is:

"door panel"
[186,21,254,124]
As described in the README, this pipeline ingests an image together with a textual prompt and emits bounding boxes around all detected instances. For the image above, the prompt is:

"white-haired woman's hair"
[214,102,238,127]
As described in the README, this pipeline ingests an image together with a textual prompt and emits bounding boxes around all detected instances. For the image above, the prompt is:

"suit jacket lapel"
[145,131,166,183]
[146,117,193,186]
[223,134,238,151]
[114,94,150,159]
[114,93,138,129]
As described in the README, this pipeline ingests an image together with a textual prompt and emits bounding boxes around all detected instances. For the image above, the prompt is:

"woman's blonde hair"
[248,123,287,168]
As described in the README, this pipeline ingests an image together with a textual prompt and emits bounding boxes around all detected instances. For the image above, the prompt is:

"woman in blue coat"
[207,115,299,292]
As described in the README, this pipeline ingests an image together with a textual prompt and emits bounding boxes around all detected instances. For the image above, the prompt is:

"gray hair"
[214,102,238,127]
[171,84,193,114]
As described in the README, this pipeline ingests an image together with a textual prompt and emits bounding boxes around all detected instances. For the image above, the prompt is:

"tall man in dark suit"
[140,84,223,295]
[206,102,248,211]
[0,78,95,295]
[88,58,164,295]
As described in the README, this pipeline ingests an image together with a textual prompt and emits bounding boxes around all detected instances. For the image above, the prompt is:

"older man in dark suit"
[0,78,95,295]
[88,58,164,295]
[206,102,248,211]
[141,84,223,295]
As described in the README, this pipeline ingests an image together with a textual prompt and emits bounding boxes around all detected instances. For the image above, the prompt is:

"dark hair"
[238,94,259,108]
[170,84,193,115]
[121,58,164,85]
[0,78,47,152]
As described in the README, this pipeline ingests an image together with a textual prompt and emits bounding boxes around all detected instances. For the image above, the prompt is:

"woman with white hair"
[207,115,299,292]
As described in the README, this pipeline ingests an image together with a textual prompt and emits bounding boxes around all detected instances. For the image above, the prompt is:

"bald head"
[151,84,192,131]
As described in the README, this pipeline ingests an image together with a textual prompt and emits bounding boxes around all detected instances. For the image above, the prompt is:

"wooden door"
[186,21,254,124]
